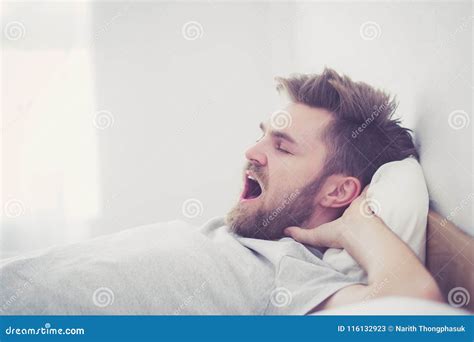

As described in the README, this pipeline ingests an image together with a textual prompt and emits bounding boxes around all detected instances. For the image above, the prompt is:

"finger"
[284,225,336,247]
[284,226,318,245]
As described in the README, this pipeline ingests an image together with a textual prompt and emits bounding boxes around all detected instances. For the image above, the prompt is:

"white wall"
[1,1,297,257]
[291,1,472,235]
[1,2,100,257]
[1,1,472,258]
[89,2,297,236]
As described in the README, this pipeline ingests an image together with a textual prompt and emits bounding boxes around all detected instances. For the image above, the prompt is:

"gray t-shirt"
[0,217,362,315]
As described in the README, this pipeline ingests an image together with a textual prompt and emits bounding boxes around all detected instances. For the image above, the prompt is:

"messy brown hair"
[276,67,418,187]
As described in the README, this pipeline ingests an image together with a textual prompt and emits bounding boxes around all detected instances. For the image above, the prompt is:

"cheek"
[266,172,291,198]
[267,169,286,188]
[269,168,312,199]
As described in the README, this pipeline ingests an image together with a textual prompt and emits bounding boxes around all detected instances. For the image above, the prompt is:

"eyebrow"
[259,122,297,145]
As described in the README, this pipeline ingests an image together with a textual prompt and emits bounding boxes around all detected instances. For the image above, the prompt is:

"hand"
[286,187,444,308]
[284,187,376,249]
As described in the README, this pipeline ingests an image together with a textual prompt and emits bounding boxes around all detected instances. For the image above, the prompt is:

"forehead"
[267,102,333,146]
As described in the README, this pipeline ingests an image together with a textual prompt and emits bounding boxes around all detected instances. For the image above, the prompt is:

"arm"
[284,191,443,312]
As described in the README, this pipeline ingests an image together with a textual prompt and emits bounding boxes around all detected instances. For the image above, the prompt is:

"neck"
[302,205,342,229]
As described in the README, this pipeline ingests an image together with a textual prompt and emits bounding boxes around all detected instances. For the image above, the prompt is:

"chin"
[225,203,285,240]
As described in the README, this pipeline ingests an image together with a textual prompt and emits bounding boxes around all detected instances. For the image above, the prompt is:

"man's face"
[226,103,333,240]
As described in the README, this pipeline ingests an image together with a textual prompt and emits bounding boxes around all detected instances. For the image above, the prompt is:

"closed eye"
[275,142,292,155]
[258,122,295,155]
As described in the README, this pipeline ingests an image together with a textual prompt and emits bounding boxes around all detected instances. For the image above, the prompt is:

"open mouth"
[240,171,264,201]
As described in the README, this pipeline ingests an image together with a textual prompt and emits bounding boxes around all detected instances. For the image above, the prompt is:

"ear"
[318,175,362,208]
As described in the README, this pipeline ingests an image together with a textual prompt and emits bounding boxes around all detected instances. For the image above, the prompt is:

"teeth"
[248,175,256,181]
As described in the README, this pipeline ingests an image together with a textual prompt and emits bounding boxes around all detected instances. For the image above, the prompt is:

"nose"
[245,142,268,167]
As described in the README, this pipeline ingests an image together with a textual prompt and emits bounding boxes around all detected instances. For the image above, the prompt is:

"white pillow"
[322,157,429,283]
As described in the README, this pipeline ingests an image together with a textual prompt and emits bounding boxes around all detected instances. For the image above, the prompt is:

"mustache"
[244,162,267,189]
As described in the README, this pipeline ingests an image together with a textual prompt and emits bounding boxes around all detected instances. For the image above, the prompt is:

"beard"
[225,164,327,240]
